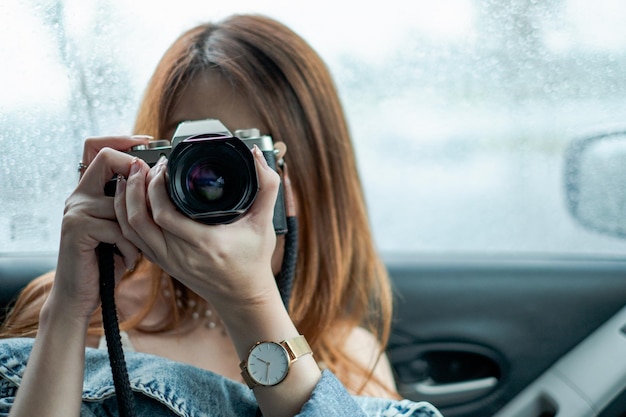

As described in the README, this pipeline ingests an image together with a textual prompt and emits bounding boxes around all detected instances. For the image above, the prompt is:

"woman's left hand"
[114,146,280,308]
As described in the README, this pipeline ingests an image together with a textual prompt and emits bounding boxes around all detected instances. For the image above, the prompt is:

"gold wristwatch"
[240,334,312,388]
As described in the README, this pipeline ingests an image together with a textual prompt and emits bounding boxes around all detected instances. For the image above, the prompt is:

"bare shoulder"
[342,326,398,398]
[343,326,381,356]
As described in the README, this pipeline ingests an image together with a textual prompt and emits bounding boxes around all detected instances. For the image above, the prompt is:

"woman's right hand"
[46,136,150,322]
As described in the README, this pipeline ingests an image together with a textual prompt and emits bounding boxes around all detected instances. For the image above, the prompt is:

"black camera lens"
[167,135,258,224]
[187,161,226,203]
[183,155,246,211]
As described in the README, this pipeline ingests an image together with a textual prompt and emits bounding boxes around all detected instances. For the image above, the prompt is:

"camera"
[126,119,287,234]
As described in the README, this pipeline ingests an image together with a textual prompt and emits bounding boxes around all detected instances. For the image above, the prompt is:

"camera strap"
[98,216,299,417]
[275,216,298,308]
[97,242,137,417]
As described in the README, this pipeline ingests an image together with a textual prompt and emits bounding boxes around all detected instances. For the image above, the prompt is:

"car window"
[2,0,626,257]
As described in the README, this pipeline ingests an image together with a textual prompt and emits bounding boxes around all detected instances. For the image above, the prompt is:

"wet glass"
[1,0,625,257]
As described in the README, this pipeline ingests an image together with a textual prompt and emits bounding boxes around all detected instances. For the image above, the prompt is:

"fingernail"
[127,260,136,273]
[129,158,140,176]
[156,155,167,167]
[115,174,126,196]
[131,135,153,140]
[254,145,269,169]
[154,156,167,175]
[126,252,141,273]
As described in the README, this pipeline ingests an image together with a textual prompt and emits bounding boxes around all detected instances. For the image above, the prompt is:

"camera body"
[127,119,287,234]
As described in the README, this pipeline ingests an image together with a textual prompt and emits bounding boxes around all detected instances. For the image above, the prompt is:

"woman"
[0,14,442,417]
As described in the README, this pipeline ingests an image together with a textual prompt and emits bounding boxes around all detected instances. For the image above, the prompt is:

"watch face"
[247,342,290,386]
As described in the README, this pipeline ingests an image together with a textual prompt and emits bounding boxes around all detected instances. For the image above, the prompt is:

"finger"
[123,158,168,259]
[77,148,138,196]
[65,194,118,220]
[82,135,152,167]
[76,217,140,272]
[113,176,143,251]
[145,155,168,195]
[245,145,281,226]
[146,160,196,237]
[80,136,151,181]
[114,173,158,266]
[117,241,141,273]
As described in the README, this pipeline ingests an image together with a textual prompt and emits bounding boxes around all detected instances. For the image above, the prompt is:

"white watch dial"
[247,342,290,386]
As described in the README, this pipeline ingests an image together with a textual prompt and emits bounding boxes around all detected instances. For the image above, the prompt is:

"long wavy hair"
[1,14,394,395]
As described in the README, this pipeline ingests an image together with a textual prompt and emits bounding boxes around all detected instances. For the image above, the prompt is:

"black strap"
[98,242,137,417]
[275,216,298,309]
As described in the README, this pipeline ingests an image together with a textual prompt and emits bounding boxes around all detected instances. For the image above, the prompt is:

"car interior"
[1,132,626,416]
[386,132,626,417]
[2,2,626,416]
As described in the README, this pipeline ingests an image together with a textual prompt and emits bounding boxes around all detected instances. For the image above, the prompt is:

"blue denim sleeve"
[297,370,444,417]
[296,370,367,417]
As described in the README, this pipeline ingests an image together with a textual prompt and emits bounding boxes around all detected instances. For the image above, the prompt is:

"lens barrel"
[167,134,258,224]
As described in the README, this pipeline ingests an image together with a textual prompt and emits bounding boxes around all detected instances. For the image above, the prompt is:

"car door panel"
[2,254,626,417]
[493,304,626,417]
[386,256,626,417]
[0,254,56,322]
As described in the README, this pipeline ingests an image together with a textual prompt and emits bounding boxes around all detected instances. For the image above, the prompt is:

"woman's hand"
[48,136,149,321]
[114,145,325,417]
[114,145,281,308]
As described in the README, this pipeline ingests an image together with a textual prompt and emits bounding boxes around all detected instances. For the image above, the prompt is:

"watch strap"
[240,361,260,388]
[281,334,312,361]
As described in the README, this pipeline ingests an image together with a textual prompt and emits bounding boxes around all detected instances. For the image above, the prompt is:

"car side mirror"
[565,131,626,239]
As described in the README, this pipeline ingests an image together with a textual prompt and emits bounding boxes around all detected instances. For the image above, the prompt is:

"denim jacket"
[0,338,442,417]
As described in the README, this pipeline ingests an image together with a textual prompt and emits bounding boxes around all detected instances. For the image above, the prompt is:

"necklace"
[162,278,223,330]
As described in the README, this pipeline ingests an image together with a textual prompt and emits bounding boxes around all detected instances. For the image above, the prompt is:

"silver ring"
[77,162,89,172]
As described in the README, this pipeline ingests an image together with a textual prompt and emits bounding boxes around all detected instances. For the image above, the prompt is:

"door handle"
[390,343,503,407]
[399,376,498,407]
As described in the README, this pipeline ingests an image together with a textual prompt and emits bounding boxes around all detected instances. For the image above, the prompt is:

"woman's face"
[165,71,286,275]
[164,71,268,139]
